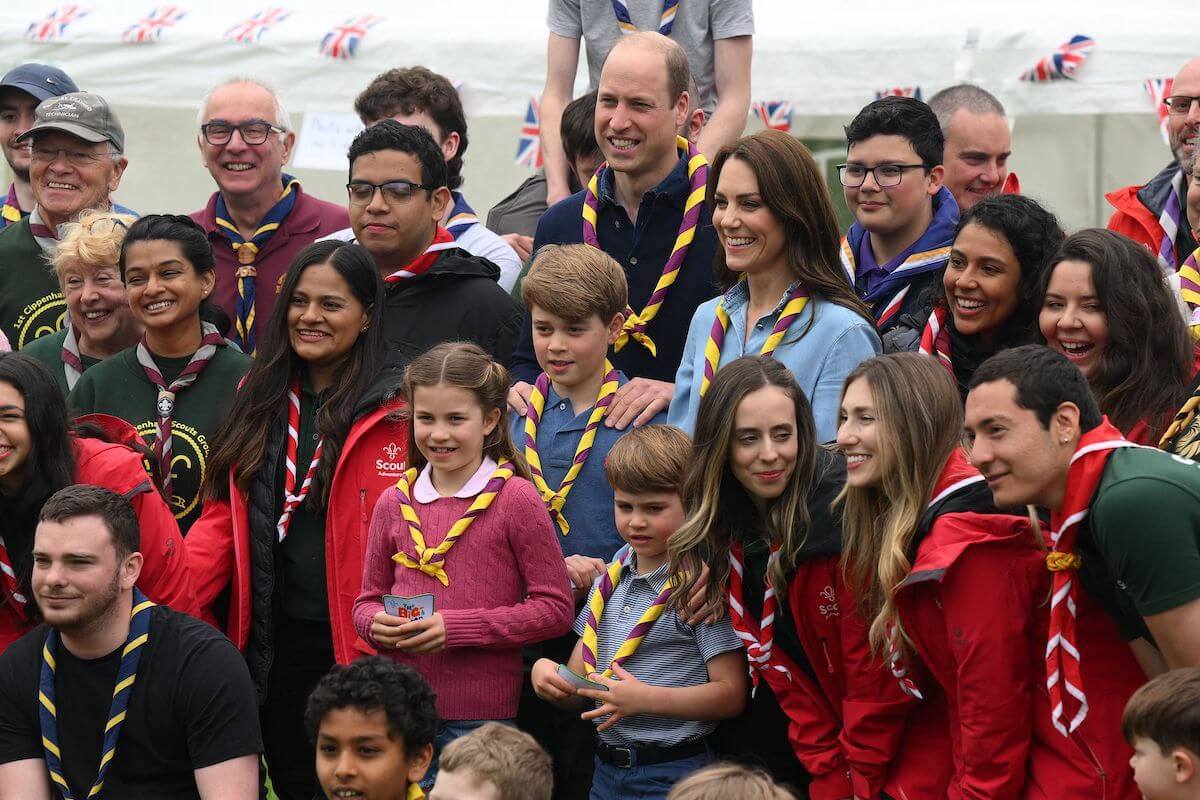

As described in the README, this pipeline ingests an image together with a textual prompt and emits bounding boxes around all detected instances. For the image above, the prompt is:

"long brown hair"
[400,342,529,479]
[837,353,962,654]
[709,130,872,330]
[668,356,819,613]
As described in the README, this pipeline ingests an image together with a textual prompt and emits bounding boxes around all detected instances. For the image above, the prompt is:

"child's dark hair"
[304,656,439,753]
[401,342,530,479]
[844,96,945,168]
[605,424,691,495]
[1122,667,1200,757]
[347,120,449,192]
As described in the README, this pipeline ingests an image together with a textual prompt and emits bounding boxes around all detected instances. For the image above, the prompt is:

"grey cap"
[16,92,124,152]
[0,63,79,103]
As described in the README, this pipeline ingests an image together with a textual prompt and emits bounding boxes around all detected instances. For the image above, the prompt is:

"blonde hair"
[438,722,552,800]
[667,763,796,800]
[521,244,628,324]
[668,357,819,615]
[401,342,529,479]
[837,353,963,655]
[604,424,690,495]
[52,209,135,279]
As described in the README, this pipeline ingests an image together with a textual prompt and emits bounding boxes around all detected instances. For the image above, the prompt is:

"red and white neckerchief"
[384,226,457,285]
[61,320,85,390]
[277,375,324,542]
[0,535,26,610]
[728,539,792,690]
[918,305,952,375]
[1045,419,1135,736]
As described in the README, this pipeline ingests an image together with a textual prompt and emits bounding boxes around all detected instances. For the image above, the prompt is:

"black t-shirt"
[0,605,262,799]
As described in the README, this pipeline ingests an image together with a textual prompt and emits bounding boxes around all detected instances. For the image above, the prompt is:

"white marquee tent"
[0,0,1192,228]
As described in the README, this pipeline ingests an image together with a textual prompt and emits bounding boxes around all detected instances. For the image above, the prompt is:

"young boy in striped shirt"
[531,425,746,799]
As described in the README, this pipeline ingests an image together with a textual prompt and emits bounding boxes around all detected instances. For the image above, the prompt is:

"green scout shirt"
[0,218,64,350]
[275,374,330,622]
[67,344,251,533]
[1079,447,1200,641]
[21,329,100,398]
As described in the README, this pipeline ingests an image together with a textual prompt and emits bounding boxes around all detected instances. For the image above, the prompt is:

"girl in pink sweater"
[353,342,573,779]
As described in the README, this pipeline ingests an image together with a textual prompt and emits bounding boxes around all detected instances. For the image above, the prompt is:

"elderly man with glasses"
[0,91,133,350]
[1107,57,1200,270]
[190,78,347,356]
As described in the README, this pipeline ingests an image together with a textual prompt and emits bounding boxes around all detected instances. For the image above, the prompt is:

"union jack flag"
[515,96,543,170]
[1145,78,1175,147]
[752,100,792,132]
[26,5,87,42]
[123,6,186,43]
[875,86,923,101]
[224,7,290,43]
[1020,35,1095,82]
[319,15,382,60]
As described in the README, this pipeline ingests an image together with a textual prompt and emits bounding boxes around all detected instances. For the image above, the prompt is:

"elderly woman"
[21,209,141,396]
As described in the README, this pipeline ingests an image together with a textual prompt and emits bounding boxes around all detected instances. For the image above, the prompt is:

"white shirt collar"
[413,456,498,503]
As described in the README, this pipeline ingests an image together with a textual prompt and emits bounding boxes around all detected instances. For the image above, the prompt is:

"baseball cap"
[0,63,79,103]
[17,92,124,152]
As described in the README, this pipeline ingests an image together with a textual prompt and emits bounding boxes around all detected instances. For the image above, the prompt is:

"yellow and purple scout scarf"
[918,305,953,374]
[214,175,300,355]
[840,187,957,330]
[445,192,479,240]
[611,0,679,35]
[1,184,24,228]
[392,459,515,586]
[580,547,677,679]
[1156,171,1186,272]
[523,361,620,535]
[1177,245,1200,340]
[700,282,809,397]
[40,589,154,800]
[582,135,707,356]
[136,322,226,498]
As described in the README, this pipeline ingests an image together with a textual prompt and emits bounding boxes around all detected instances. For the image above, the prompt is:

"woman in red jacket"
[0,352,194,652]
[837,352,1143,799]
[669,356,945,799]
[185,240,407,800]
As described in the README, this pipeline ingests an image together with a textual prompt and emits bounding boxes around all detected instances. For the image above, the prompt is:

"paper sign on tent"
[293,112,365,172]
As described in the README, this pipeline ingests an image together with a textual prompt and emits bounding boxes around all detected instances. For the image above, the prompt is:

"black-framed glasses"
[346,180,437,205]
[30,147,120,166]
[1164,96,1200,116]
[200,119,287,146]
[837,163,930,188]
[86,216,130,235]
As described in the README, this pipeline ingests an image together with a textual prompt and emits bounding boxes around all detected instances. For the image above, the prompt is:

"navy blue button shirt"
[510,155,720,384]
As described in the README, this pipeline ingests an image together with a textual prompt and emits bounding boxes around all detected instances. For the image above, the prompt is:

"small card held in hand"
[557,663,608,692]
[383,593,435,623]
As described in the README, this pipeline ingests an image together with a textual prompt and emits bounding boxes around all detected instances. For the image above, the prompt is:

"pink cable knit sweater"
[354,475,572,720]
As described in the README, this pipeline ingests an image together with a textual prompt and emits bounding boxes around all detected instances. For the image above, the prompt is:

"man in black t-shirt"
[0,485,261,800]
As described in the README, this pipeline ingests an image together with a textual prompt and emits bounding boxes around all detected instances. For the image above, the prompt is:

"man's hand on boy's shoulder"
[508,381,533,415]
[566,555,607,593]
[606,378,673,430]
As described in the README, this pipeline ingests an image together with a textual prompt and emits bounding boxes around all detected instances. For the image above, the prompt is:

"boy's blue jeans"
[588,750,714,800]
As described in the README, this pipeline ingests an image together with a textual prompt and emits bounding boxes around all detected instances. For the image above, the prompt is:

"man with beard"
[1107,57,1200,269]
[0,486,261,799]
[0,65,78,231]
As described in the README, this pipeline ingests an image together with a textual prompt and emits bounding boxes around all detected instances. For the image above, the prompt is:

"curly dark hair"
[304,656,440,752]
[354,67,468,191]
[844,96,944,167]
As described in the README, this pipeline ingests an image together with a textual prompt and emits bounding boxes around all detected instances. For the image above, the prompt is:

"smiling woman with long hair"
[185,240,408,800]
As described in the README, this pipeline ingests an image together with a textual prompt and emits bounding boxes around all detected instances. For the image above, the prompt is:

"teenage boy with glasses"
[190,78,347,355]
[340,121,521,368]
[838,96,959,340]
[0,91,131,350]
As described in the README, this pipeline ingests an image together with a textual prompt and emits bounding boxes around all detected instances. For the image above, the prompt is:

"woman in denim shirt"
[669,131,879,441]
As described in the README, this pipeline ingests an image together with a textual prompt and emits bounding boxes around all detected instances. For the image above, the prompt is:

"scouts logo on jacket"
[16,293,65,349]
[135,420,208,521]
[818,585,839,619]
[376,442,405,478]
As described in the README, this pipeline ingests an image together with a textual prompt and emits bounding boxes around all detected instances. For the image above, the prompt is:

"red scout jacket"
[0,433,195,651]
[894,450,1142,800]
[186,398,407,665]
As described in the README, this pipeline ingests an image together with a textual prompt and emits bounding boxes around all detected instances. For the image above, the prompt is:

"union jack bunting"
[224,7,290,43]
[875,86,923,101]
[26,5,87,42]
[1020,35,1095,82]
[752,100,793,132]
[516,96,543,169]
[1145,78,1175,146]
[319,15,382,60]
[123,6,186,43]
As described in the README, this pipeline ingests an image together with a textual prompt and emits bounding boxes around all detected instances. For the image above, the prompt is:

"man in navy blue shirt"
[508,31,720,430]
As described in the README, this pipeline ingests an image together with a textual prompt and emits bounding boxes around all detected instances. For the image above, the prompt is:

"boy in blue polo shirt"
[531,425,746,800]
[838,96,959,343]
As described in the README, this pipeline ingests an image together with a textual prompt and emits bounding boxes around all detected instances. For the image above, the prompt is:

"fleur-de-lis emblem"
[383,442,401,460]
[818,585,839,619]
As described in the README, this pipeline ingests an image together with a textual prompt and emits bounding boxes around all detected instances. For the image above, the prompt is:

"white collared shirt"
[412,456,498,503]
